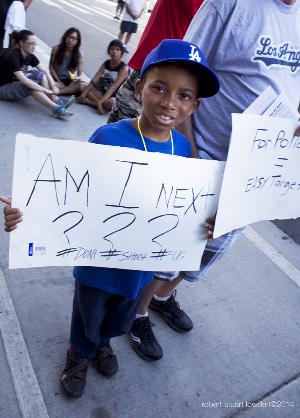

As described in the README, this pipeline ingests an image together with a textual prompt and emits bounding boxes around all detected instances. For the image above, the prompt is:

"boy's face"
[109,46,123,60]
[136,63,200,140]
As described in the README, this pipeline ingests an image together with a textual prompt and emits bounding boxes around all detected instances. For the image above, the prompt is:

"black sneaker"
[60,349,89,398]
[129,317,163,361]
[93,346,118,376]
[149,290,193,333]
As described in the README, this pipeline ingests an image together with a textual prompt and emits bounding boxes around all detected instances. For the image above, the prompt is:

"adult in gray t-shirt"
[184,0,300,161]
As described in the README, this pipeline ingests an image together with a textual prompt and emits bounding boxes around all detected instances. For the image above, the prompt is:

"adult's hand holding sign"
[9,134,224,271]
[214,114,300,238]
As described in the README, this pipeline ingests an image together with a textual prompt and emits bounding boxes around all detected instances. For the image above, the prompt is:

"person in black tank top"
[77,39,129,115]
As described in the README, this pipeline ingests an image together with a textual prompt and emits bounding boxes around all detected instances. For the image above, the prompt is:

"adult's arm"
[23,0,33,10]
[176,116,199,158]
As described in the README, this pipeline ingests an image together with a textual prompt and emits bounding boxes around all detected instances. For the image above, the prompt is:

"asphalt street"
[0,1,300,418]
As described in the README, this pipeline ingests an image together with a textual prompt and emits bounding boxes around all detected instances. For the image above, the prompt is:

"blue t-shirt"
[73,119,191,300]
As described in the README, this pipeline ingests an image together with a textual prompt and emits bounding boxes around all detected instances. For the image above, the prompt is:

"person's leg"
[123,21,137,52]
[87,89,102,106]
[93,290,143,374]
[78,86,103,107]
[31,90,57,109]
[69,282,112,358]
[107,70,141,124]
[25,70,72,117]
[58,80,83,95]
[128,278,163,361]
[115,0,123,17]
[119,20,127,43]
[101,97,115,114]
[124,31,132,46]
[152,275,183,297]
[128,273,192,361]
[119,0,125,15]
[134,278,163,314]
[28,70,58,103]
[61,282,111,398]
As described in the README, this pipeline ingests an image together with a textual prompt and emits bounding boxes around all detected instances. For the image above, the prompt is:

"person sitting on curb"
[77,39,129,115]
[0,29,73,119]
[1,39,218,398]
[50,27,86,96]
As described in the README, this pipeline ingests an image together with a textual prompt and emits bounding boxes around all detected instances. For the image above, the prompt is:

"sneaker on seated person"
[53,105,73,119]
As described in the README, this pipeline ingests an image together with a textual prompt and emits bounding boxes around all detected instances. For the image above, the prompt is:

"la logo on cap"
[189,45,201,63]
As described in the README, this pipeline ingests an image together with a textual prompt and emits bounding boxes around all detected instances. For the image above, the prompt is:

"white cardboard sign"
[214,114,300,238]
[9,134,225,270]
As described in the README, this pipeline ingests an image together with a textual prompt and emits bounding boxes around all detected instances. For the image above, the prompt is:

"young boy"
[77,39,129,115]
[1,39,219,398]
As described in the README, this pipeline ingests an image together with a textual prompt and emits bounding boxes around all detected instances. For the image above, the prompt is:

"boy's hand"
[204,217,215,241]
[0,196,23,232]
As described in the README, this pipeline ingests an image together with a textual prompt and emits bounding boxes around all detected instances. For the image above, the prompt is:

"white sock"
[154,294,170,302]
[135,312,148,319]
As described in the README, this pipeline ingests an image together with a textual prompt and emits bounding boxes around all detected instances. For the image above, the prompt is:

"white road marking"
[40,0,63,8]
[70,0,114,19]
[41,0,146,41]
[45,5,123,42]
[54,0,92,14]
[243,225,300,287]
[0,268,49,418]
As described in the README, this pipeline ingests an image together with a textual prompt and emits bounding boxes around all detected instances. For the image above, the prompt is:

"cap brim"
[141,59,220,98]
[177,60,220,98]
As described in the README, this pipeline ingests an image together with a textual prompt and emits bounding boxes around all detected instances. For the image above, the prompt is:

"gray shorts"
[0,70,44,101]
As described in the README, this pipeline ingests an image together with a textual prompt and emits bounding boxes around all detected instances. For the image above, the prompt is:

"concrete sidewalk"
[0,42,300,418]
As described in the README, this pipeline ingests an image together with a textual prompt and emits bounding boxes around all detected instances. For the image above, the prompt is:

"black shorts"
[120,20,138,34]
[59,77,72,86]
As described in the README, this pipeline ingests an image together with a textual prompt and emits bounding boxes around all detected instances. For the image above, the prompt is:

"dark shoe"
[60,349,89,398]
[149,290,193,333]
[93,346,118,376]
[129,317,163,361]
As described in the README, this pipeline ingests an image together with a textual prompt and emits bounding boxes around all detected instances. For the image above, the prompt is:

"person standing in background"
[1,1,14,49]
[130,0,300,362]
[113,0,125,20]
[118,0,146,53]
[2,0,33,49]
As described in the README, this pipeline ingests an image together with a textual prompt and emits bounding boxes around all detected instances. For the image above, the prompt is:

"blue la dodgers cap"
[140,39,220,98]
